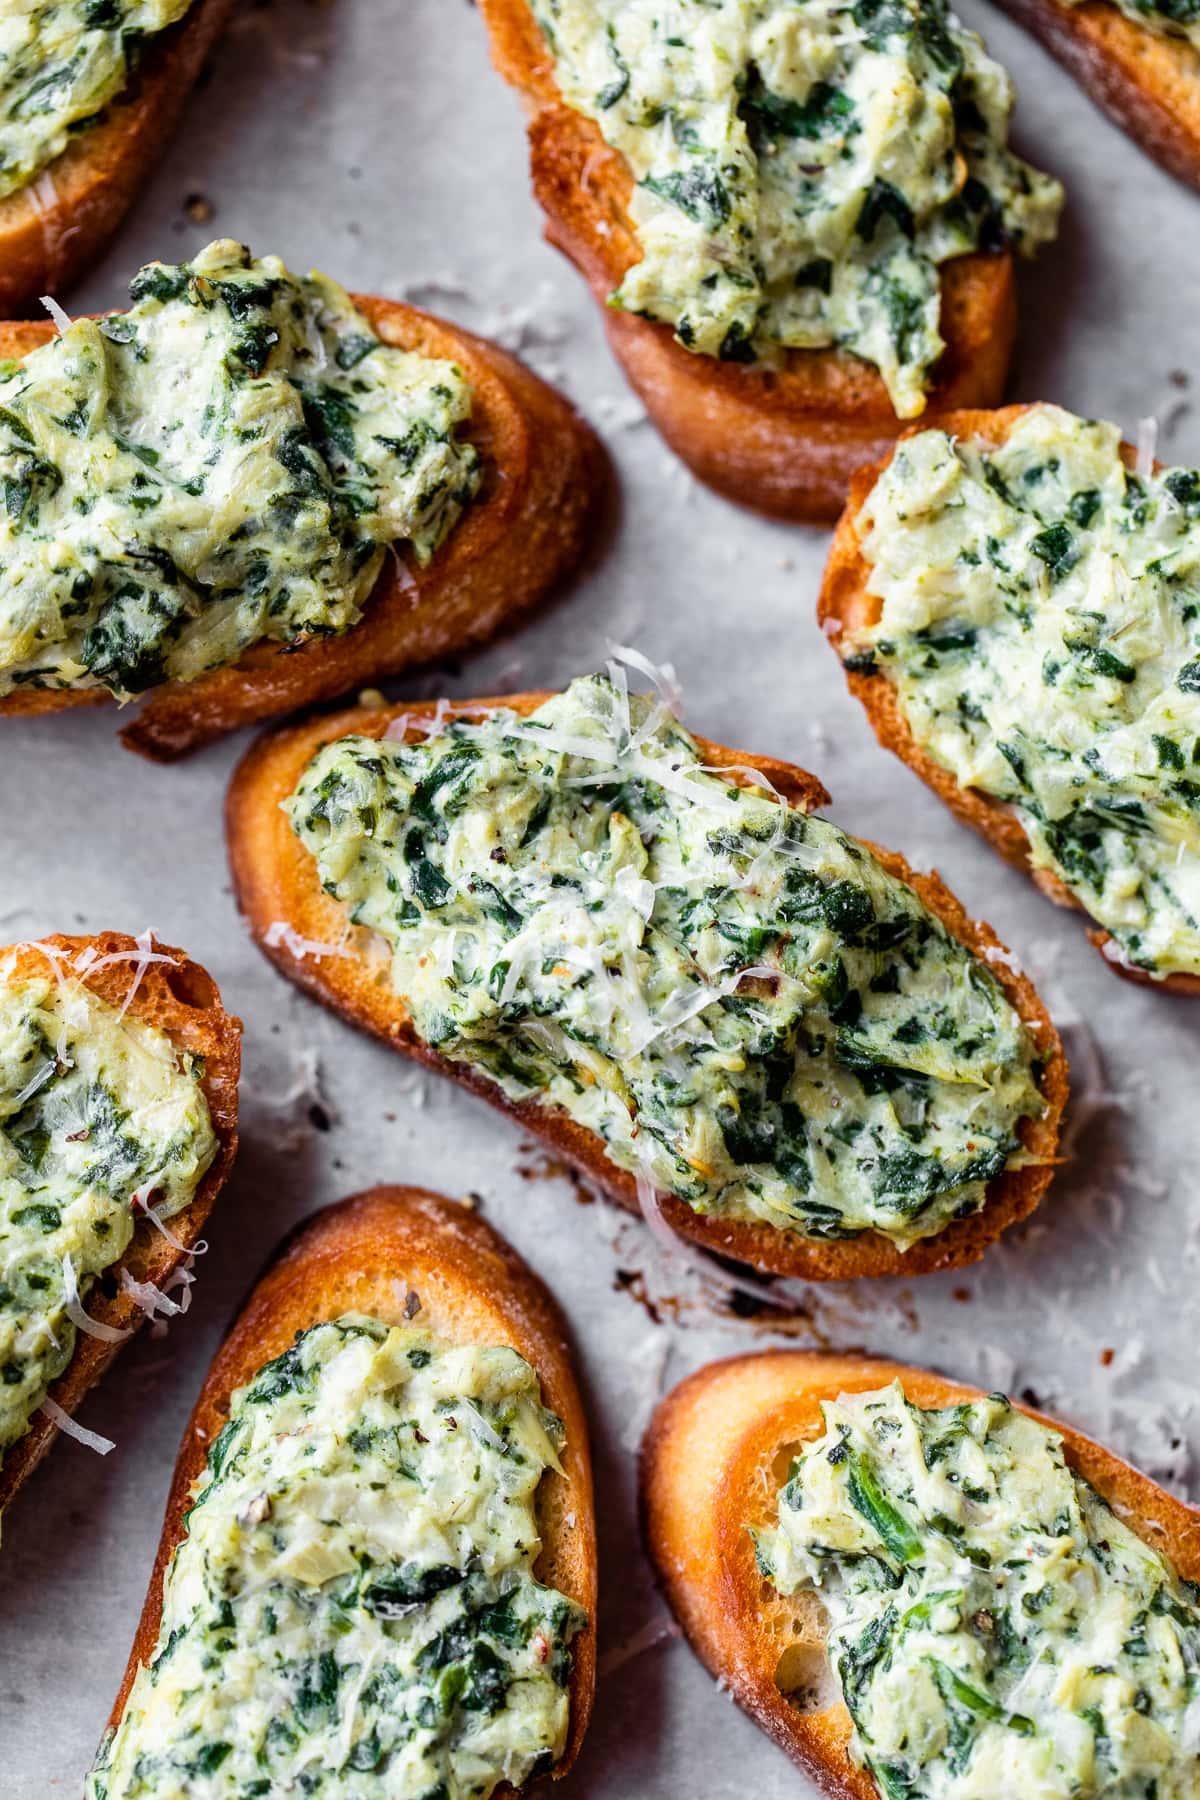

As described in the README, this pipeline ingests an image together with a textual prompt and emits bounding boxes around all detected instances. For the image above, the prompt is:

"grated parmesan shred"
[264,920,350,962]
[62,1253,131,1345]
[39,1395,114,1456]
[39,293,72,335]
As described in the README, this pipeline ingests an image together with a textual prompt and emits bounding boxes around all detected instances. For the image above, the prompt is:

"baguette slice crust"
[0,931,241,1518]
[819,401,1200,996]
[0,301,607,760]
[0,0,235,317]
[100,1186,597,1792]
[994,0,1200,191]
[476,0,1018,524]
[642,1348,1200,1799]
[225,691,1066,1281]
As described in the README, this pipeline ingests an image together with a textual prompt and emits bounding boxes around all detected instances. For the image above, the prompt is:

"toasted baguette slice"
[477,0,1018,523]
[100,1186,597,1790]
[0,301,606,760]
[819,402,1200,996]
[226,691,1066,1282]
[995,0,1200,191]
[0,931,241,1520]
[643,1348,1200,1798]
[0,0,235,316]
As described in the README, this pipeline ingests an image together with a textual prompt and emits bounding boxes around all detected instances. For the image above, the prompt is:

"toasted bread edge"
[995,0,1200,191]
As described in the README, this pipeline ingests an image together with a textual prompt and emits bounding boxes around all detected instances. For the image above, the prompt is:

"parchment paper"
[1,0,1198,1790]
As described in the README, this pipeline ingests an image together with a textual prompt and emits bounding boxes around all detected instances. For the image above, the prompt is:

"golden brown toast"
[994,0,1200,191]
[819,401,1200,996]
[0,932,241,1519]
[0,0,235,316]
[642,1348,1200,1798]
[100,1186,597,1792]
[0,298,607,759]
[225,691,1067,1281]
[476,0,1019,522]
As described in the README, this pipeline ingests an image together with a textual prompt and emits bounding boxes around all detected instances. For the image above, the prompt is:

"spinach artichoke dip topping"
[0,0,192,200]
[528,0,1062,416]
[87,1314,586,1800]
[0,961,215,1466]
[854,403,1200,981]
[0,239,480,702]
[1055,0,1200,52]
[286,675,1043,1250]
[755,1383,1200,1799]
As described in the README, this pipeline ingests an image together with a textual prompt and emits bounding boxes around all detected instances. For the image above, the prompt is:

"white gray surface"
[1,0,1199,1792]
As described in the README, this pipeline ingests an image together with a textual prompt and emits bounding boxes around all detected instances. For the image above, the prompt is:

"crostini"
[0,239,605,760]
[0,0,235,316]
[87,1187,596,1797]
[227,672,1066,1280]
[0,931,240,1522]
[995,0,1200,191]
[643,1349,1200,1799]
[820,401,1200,992]
[477,0,1062,521]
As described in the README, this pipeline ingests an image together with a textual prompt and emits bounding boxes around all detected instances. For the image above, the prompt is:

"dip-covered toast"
[0,931,240,1522]
[821,402,1200,991]
[644,1349,1200,1799]
[994,0,1200,191]
[0,0,234,314]
[478,0,1062,520]
[227,674,1066,1280]
[87,1187,596,1798]
[0,240,605,758]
